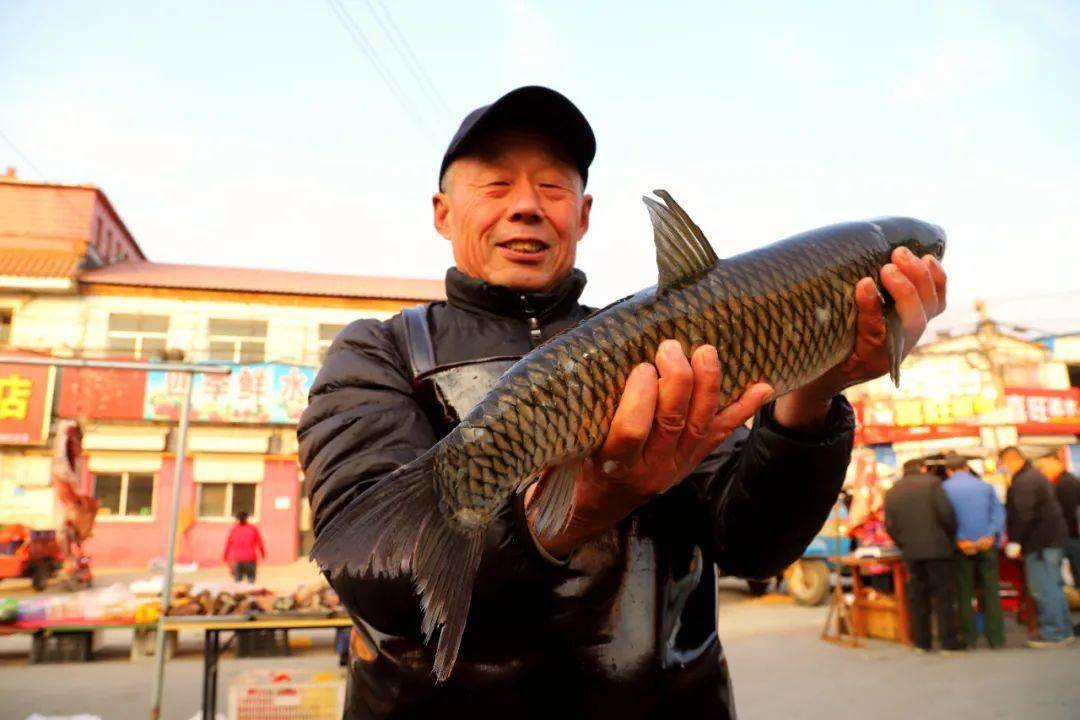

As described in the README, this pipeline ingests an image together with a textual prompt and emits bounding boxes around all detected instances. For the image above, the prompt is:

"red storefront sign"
[57,366,147,420]
[1004,386,1080,435]
[853,386,1080,445]
[0,363,56,445]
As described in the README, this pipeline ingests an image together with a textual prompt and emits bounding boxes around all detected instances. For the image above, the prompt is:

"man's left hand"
[775,247,947,431]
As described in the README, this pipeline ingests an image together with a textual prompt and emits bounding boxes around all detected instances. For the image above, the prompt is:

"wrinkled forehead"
[442,130,581,188]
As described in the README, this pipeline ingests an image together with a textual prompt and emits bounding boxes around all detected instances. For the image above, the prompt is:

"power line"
[366,0,453,118]
[324,0,436,142]
[0,128,50,180]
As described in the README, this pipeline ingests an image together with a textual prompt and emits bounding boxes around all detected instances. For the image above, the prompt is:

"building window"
[0,309,11,345]
[208,319,267,363]
[197,482,258,520]
[107,313,169,358]
[93,472,155,518]
[318,323,346,361]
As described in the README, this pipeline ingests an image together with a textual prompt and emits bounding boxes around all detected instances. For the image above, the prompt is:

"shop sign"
[143,363,316,424]
[864,394,997,428]
[58,366,147,420]
[1004,386,1080,435]
[0,363,56,445]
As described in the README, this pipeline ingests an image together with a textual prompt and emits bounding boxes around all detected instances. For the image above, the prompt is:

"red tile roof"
[0,248,82,278]
[78,261,446,301]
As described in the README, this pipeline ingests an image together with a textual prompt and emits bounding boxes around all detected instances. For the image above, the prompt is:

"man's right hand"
[527,339,773,559]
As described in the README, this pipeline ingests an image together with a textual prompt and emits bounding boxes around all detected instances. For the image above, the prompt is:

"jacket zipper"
[520,295,543,347]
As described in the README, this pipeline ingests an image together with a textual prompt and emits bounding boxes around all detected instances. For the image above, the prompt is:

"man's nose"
[506,182,542,223]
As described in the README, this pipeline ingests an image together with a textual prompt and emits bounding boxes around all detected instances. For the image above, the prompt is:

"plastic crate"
[228,669,345,720]
[30,631,95,663]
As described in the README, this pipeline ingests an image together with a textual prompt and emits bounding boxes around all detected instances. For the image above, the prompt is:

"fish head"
[873,217,946,262]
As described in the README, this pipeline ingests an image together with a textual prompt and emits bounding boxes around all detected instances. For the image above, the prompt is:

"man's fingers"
[643,340,694,462]
[892,246,938,316]
[881,263,928,352]
[687,383,773,467]
[597,363,657,473]
[925,255,947,316]
[853,278,887,341]
[676,345,722,459]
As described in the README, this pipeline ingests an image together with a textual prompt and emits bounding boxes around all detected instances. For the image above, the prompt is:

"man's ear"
[577,193,594,240]
[432,192,452,240]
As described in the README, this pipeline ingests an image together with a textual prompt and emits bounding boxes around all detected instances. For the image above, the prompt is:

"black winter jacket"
[883,473,957,560]
[298,268,856,720]
[1053,471,1080,539]
[1006,463,1068,553]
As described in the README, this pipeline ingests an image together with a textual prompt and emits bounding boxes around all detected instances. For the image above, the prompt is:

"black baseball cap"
[438,86,596,189]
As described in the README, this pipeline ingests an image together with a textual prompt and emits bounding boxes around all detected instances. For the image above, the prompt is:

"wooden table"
[823,555,911,647]
[160,615,353,719]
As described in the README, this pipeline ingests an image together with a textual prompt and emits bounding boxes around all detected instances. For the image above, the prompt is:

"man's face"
[1000,452,1025,476]
[433,132,593,292]
[1033,456,1063,481]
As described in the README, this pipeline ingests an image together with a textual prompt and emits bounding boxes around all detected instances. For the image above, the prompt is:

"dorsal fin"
[642,189,720,291]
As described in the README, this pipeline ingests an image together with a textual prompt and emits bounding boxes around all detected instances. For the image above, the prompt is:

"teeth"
[504,240,545,252]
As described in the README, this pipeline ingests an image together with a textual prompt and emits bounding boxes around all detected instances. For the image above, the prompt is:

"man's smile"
[496,237,550,262]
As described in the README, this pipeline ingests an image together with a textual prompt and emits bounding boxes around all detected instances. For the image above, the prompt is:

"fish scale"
[311,190,946,682]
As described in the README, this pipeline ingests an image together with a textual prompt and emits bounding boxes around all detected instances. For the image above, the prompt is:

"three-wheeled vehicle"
[0,524,91,591]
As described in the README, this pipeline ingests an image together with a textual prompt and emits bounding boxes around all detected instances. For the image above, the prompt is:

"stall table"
[160,614,353,720]
[0,618,159,662]
[828,555,911,646]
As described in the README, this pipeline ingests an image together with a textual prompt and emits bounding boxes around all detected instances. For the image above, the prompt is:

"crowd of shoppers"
[883,447,1078,653]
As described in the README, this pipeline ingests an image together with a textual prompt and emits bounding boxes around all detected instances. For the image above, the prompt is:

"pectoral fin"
[529,460,582,539]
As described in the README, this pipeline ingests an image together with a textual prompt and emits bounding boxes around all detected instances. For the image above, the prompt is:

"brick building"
[0,170,444,568]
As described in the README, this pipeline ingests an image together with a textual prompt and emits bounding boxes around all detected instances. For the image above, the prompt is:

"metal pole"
[150,372,194,720]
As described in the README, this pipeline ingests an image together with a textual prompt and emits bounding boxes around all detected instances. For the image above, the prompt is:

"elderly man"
[940,454,1005,648]
[299,86,947,719]
[999,446,1074,648]
[1033,450,1080,587]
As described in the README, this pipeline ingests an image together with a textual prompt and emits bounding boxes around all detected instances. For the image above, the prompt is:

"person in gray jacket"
[884,457,962,652]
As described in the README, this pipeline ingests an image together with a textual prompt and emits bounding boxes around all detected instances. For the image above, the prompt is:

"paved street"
[1,573,1077,719]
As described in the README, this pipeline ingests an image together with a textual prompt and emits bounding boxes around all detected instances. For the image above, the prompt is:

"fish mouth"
[496,238,551,255]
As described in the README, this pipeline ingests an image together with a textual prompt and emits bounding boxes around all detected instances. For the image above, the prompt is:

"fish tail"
[310,452,483,682]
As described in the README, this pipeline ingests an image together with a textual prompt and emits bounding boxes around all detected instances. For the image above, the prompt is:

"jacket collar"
[445,267,587,321]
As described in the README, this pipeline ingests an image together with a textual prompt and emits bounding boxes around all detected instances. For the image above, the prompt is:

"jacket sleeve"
[298,318,570,638]
[688,395,855,578]
[988,486,1006,541]
[223,527,235,562]
[1006,475,1035,548]
[884,490,901,549]
[932,481,957,540]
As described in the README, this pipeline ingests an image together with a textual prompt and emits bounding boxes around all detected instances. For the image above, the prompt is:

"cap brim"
[440,86,595,186]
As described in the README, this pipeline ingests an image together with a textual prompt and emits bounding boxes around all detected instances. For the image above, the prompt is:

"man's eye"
[487,181,510,187]
[539,183,568,191]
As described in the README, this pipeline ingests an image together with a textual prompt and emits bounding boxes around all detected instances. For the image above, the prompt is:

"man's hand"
[976,535,996,552]
[527,340,772,558]
[775,247,947,432]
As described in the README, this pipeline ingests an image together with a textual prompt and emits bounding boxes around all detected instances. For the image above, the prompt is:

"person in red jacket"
[223,510,265,583]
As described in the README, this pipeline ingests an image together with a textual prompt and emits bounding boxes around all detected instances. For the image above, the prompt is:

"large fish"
[312,191,946,680]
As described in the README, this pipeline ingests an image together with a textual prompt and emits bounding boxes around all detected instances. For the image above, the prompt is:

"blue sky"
[2,1,1077,333]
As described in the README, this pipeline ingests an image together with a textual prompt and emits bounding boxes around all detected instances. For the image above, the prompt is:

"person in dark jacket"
[1033,450,1080,587]
[884,457,963,652]
[298,86,948,720]
[1000,446,1074,647]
